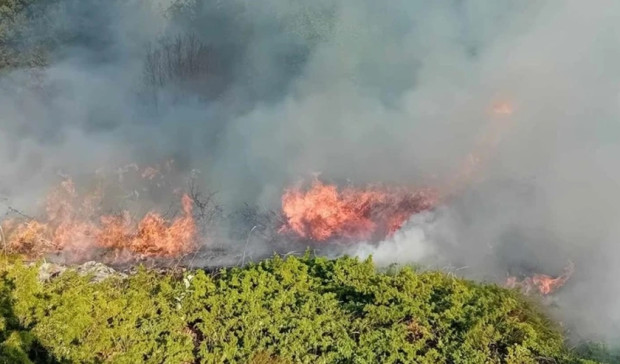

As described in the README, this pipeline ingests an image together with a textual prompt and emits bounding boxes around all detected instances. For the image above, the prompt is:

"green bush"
[0,0,52,70]
[0,254,608,363]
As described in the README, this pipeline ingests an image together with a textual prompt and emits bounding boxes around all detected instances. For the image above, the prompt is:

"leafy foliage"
[0,0,52,70]
[0,0,124,72]
[0,254,608,363]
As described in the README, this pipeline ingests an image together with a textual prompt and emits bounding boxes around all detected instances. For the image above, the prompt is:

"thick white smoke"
[347,211,440,266]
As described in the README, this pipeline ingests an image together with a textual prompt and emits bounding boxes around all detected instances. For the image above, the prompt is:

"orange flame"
[130,194,196,257]
[2,220,52,256]
[1,171,198,263]
[280,179,439,242]
[505,262,574,296]
[280,99,517,242]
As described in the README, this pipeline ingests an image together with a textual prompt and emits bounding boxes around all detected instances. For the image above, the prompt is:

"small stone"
[38,262,67,282]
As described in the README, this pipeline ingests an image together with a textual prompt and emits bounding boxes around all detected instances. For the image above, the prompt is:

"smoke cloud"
[2,0,620,344]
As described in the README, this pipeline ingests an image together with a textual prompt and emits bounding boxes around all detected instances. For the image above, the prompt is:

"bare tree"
[142,33,210,105]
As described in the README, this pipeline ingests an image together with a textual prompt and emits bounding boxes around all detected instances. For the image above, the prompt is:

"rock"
[38,262,67,281]
[74,261,127,282]
[37,261,127,283]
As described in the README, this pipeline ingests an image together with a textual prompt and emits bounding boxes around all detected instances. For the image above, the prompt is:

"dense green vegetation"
[0,0,51,70]
[0,254,607,363]
[0,0,120,72]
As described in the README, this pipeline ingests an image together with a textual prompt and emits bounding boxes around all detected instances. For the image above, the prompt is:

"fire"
[1,165,198,263]
[130,194,196,257]
[280,99,517,242]
[505,262,575,296]
[2,220,52,256]
[280,179,439,242]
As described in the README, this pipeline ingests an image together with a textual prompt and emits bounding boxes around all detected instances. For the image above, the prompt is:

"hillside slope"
[0,254,606,363]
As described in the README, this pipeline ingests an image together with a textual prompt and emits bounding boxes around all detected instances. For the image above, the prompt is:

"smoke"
[347,210,441,266]
[2,0,620,344]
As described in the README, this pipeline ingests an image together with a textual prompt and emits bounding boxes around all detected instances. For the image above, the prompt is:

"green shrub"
[0,254,609,363]
[0,0,52,70]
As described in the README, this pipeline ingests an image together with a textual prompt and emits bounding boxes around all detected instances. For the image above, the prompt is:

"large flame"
[280,100,516,242]
[280,179,439,242]
[1,164,197,263]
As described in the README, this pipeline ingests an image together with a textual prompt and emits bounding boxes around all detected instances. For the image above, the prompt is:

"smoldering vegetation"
[1,0,620,345]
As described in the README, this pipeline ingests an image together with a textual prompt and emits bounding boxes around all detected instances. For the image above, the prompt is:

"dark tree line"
[143,33,210,91]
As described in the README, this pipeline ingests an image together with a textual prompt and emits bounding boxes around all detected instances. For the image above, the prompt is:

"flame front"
[1,165,197,263]
[280,179,439,242]
[280,100,517,242]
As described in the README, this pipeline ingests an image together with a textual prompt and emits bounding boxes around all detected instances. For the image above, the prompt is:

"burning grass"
[278,103,515,245]
[280,179,439,242]
[1,163,200,264]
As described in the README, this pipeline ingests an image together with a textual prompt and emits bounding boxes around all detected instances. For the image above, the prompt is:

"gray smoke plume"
[1,0,620,344]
